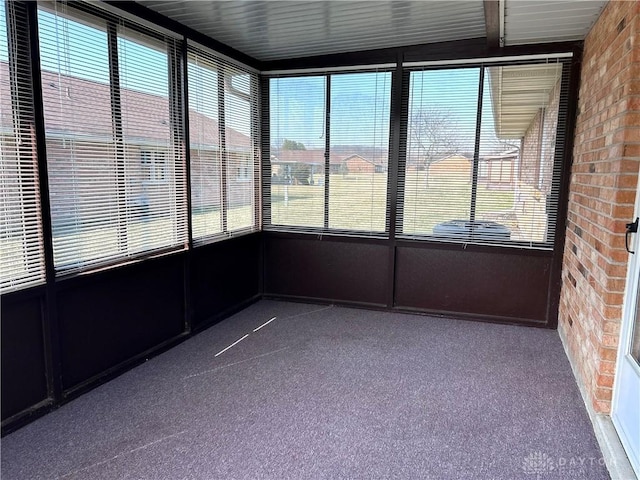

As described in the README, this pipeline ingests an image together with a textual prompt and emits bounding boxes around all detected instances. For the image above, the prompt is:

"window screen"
[399,60,567,248]
[268,70,391,234]
[187,45,259,243]
[38,2,187,274]
[0,1,45,292]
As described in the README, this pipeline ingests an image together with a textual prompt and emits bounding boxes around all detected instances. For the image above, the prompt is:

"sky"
[270,68,511,155]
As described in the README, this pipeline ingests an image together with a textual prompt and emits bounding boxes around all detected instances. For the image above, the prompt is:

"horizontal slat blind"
[187,44,259,244]
[268,76,326,229]
[38,1,187,274]
[401,67,479,238]
[117,27,187,254]
[399,59,566,248]
[188,51,222,239]
[268,71,392,234]
[477,60,566,247]
[0,0,46,292]
[329,71,391,233]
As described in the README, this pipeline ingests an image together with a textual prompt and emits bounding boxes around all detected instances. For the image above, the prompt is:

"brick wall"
[558,0,640,414]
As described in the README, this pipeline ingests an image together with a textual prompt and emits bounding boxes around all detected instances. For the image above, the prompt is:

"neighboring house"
[427,154,472,185]
[343,154,386,173]
[270,149,388,181]
[479,148,518,189]
[0,61,254,231]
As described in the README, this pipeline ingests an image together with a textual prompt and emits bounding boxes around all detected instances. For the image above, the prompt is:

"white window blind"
[329,71,391,232]
[402,68,480,238]
[269,76,326,229]
[268,71,391,234]
[38,2,187,274]
[477,61,565,246]
[399,60,566,248]
[0,0,46,292]
[187,44,259,243]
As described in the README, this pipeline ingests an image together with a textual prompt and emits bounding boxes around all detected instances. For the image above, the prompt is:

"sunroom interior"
[2,0,639,478]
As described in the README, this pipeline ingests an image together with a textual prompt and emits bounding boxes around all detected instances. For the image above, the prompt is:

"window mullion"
[323,75,330,230]
[107,22,127,253]
[168,40,186,246]
[218,63,228,233]
[469,66,485,229]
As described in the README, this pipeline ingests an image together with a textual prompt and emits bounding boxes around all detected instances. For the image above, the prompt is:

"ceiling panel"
[504,0,606,46]
[137,0,608,62]
[138,1,486,61]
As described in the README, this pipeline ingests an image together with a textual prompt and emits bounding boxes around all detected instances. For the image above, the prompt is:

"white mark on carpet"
[184,347,291,379]
[214,334,250,357]
[56,430,187,479]
[253,316,276,332]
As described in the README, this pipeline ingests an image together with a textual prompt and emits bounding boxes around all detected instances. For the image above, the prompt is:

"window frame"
[396,59,571,250]
[36,1,188,276]
[264,68,395,238]
[186,41,260,246]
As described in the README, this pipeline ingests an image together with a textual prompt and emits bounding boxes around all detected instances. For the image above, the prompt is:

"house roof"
[488,63,563,139]
[0,61,250,148]
[271,149,387,166]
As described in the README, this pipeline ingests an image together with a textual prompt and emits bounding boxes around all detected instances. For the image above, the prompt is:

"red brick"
[597,374,615,388]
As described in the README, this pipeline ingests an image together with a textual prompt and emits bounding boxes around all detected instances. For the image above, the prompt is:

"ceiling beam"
[484,0,501,49]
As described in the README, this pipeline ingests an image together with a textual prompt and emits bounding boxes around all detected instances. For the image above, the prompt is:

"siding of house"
[344,155,375,173]
[558,0,640,413]
[427,155,471,185]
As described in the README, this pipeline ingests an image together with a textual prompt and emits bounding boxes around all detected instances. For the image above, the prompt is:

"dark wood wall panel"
[395,246,553,322]
[264,235,388,306]
[57,255,185,390]
[191,233,261,328]
[1,292,48,420]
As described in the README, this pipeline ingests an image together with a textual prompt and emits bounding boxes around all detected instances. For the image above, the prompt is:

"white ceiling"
[137,0,607,62]
[504,1,606,46]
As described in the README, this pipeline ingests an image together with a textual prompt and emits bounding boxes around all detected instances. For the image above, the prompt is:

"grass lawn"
[271,172,516,234]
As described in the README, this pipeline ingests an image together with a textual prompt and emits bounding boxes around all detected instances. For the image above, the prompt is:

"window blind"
[329,71,391,232]
[401,67,480,238]
[38,1,187,274]
[267,70,391,234]
[0,0,46,292]
[268,76,326,229]
[187,44,259,243]
[398,59,567,248]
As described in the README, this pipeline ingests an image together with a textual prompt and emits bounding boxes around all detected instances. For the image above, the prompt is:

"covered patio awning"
[489,63,563,139]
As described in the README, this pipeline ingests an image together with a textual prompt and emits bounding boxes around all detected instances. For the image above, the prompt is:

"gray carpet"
[1,300,609,479]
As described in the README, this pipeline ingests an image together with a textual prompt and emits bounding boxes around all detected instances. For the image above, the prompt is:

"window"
[141,150,167,183]
[401,68,480,237]
[38,2,187,274]
[0,1,46,292]
[399,60,567,248]
[269,76,326,228]
[267,71,391,234]
[187,45,259,243]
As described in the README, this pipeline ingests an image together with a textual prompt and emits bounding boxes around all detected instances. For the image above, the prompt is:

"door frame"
[611,175,640,478]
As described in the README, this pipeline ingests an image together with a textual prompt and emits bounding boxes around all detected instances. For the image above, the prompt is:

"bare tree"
[408,108,463,186]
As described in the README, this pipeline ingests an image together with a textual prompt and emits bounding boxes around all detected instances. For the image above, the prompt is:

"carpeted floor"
[1,300,609,479]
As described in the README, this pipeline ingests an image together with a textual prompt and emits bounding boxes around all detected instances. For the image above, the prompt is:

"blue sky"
[270,68,509,153]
